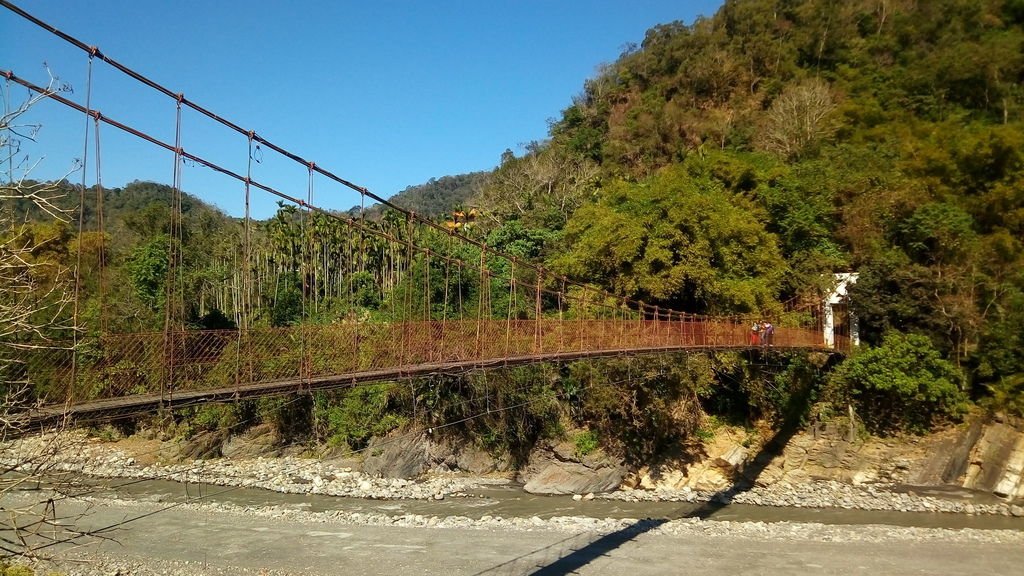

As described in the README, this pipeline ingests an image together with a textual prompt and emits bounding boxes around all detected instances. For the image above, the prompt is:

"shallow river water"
[82,477,1024,531]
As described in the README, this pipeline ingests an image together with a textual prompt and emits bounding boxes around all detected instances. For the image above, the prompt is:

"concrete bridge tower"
[824,273,859,350]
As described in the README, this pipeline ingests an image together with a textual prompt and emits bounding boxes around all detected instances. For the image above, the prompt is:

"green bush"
[408,368,564,464]
[573,429,600,457]
[694,414,724,442]
[982,375,1024,418]
[827,332,967,434]
[314,384,407,450]
[193,404,239,432]
[257,395,312,442]
[576,355,709,464]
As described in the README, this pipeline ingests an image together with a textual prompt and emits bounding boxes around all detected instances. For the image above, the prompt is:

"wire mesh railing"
[17,318,830,409]
[1,2,847,422]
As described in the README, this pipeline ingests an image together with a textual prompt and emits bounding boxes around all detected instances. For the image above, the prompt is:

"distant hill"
[349,171,491,219]
[4,179,231,231]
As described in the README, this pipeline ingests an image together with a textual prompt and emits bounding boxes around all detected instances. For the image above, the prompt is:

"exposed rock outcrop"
[519,442,626,495]
[178,430,227,460]
[628,417,1024,503]
[963,421,1024,499]
[627,430,751,492]
[221,424,280,459]
[360,431,508,479]
[362,434,429,479]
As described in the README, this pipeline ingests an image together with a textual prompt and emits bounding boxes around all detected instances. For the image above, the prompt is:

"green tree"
[125,235,170,313]
[556,164,787,314]
[827,332,967,434]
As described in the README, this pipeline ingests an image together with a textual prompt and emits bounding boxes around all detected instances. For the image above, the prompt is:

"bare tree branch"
[1,66,97,562]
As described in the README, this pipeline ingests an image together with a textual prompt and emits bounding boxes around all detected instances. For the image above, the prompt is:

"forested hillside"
[349,171,490,219]
[470,0,1024,419]
[4,0,1023,455]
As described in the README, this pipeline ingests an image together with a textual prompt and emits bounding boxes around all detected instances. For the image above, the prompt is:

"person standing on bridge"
[763,321,775,347]
[750,320,760,345]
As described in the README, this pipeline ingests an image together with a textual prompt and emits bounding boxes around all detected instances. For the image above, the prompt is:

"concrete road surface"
[15,496,1024,575]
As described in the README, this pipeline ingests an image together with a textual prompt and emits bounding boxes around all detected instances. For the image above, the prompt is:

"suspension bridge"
[2,2,842,428]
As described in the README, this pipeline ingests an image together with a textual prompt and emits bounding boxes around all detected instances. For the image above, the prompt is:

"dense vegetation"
[349,171,490,219]
[470,0,1024,432]
[5,0,1024,460]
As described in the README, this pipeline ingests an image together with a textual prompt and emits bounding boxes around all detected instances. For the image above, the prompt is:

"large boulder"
[520,442,626,495]
[362,433,430,479]
[221,424,280,459]
[178,430,226,460]
[360,431,507,479]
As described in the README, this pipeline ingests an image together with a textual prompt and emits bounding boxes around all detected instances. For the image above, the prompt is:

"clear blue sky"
[3,0,722,218]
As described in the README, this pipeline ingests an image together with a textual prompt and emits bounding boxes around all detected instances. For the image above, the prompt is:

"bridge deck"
[13,319,841,429]
[19,343,833,428]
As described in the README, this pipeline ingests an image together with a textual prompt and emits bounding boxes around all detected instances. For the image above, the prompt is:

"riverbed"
[51,475,1024,532]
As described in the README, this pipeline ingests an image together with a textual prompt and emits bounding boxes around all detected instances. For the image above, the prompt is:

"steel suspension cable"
[346,218,357,369]
[242,133,257,386]
[3,72,11,182]
[534,271,542,353]
[69,53,93,405]
[440,233,452,358]
[475,248,486,360]
[243,135,253,330]
[505,261,515,358]
[559,278,566,352]
[0,0,698,327]
[159,95,184,410]
[93,115,106,334]
[299,175,307,358]
[423,248,431,361]
[403,213,414,366]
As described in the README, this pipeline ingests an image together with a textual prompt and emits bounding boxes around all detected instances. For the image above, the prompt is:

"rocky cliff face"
[914,418,1024,500]
[627,417,1024,502]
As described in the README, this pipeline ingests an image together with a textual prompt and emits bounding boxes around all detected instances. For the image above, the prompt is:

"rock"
[221,424,278,459]
[849,470,878,485]
[572,494,582,501]
[362,433,429,479]
[520,444,626,495]
[713,445,747,473]
[523,462,624,495]
[965,422,1023,494]
[453,443,505,474]
[1010,505,1024,518]
[177,430,225,460]
[692,468,731,492]
[360,432,507,479]
[358,480,372,491]
[582,492,595,501]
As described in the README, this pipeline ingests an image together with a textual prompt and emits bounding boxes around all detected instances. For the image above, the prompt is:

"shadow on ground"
[475,353,818,575]
[472,518,667,576]
[472,424,800,576]
[683,422,800,520]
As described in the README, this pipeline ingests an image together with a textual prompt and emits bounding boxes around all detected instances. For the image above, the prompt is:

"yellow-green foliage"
[1,562,39,576]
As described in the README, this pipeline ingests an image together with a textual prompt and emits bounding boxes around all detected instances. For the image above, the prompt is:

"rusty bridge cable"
[0,0,690,321]
[93,114,106,334]
[69,53,93,405]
